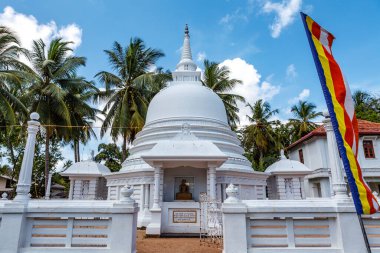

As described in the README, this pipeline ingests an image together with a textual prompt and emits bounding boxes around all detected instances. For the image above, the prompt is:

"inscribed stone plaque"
[172,209,197,223]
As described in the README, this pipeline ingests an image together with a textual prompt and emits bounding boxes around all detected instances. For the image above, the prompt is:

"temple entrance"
[161,167,207,234]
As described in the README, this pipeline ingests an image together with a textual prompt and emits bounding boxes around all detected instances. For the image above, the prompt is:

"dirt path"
[136,230,222,253]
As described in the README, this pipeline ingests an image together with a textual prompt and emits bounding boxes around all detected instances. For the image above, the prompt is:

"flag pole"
[357,214,372,253]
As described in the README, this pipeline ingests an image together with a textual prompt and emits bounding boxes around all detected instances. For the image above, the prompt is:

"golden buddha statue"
[175,179,192,200]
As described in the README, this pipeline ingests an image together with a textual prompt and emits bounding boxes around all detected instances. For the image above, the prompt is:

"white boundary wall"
[0,199,138,253]
[223,197,380,253]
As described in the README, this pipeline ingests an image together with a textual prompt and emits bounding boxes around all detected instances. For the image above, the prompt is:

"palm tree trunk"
[259,149,264,172]
[74,141,78,163]
[122,133,127,161]
[77,141,80,162]
[74,139,80,162]
[45,128,50,193]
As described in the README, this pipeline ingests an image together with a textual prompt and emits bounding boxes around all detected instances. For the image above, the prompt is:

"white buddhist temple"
[102,25,268,235]
[59,25,380,240]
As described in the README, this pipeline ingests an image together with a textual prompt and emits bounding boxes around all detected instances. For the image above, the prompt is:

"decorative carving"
[120,185,134,203]
[225,184,240,203]
[181,123,191,135]
[1,192,8,200]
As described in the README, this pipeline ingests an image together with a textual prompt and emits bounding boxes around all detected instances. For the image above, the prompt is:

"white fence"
[223,195,380,253]
[0,199,138,253]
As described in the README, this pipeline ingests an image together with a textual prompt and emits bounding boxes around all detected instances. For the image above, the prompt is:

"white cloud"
[262,0,302,38]
[288,88,310,104]
[0,6,82,50]
[197,51,206,62]
[219,8,248,30]
[220,58,280,126]
[286,64,297,78]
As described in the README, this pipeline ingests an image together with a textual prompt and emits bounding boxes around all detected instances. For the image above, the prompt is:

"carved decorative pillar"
[209,166,216,201]
[323,112,347,198]
[15,113,40,202]
[152,167,161,209]
[68,179,74,200]
[144,184,150,211]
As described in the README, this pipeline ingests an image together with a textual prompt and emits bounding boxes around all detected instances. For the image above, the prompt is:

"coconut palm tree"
[353,90,380,122]
[95,38,164,161]
[289,100,322,140]
[62,76,99,162]
[242,99,279,171]
[0,26,31,181]
[25,38,86,191]
[201,59,244,129]
[0,26,29,126]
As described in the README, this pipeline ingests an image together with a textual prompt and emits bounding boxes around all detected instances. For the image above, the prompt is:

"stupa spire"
[181,24,192,61]
[172,24,201,84]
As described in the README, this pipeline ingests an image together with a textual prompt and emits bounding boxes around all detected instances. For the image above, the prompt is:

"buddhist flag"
[300,12,379,215]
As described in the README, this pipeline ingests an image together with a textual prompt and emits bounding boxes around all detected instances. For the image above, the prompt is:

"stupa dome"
[118,25,258,174]
[266,150,311,174]
[61,160,111,177]
[146,83,228,124]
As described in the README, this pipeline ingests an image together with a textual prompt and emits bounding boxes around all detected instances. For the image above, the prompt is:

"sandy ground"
[136,230,222,253]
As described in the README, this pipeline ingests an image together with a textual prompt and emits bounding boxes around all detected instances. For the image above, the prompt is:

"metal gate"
[199,193,223,249]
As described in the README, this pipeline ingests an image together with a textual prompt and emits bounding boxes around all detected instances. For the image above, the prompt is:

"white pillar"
[144,184,149,210]
[45,172,52,200]
[69,179,74,200]
[140,183,151,227]
[323,113,348,198]
[147,167,162,235]
[14,113,40,202]
[152,167,161,209]
[209,166,216,201]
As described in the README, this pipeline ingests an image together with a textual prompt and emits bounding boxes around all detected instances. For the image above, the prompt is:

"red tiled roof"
[287,120,380,150]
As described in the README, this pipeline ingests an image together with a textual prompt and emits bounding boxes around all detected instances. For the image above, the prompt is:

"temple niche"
[175,179,193,201]
[98,25,269,236]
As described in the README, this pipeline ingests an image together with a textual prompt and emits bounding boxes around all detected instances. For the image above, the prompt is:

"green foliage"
[96,38,167,160]
[288,100,323,141]
[94,143,123,172]
[202,59,245,129]
[241,99,279,171]
[353,90,380,122]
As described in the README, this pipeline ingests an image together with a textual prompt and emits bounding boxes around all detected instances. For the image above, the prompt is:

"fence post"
[222,184,248,253]
[110,185,139,253]
[14,112,40,202]
[0,113,40,253]
[335,203,368,253]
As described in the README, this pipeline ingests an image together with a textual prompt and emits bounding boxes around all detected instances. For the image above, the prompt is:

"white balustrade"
[222,184,380,253]
[0,188,139,253]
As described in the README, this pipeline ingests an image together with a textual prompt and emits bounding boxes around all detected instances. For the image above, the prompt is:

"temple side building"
[287,117,380,198]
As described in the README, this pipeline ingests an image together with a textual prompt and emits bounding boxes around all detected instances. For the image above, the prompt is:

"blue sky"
[1,0,380,164]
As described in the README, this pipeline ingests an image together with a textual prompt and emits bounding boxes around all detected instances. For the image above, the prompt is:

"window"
[184,64,188,70]
[363,140,376,158]
[81,180,90,199]
[298,149,304,164]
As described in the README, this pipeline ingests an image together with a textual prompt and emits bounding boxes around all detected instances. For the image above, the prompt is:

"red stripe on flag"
[311,21,321,39]
[321,47,355,148]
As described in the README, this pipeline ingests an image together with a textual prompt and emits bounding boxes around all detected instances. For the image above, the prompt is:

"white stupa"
[266,150,311,200]
[61,160,110,200]
[104,25,268,235]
